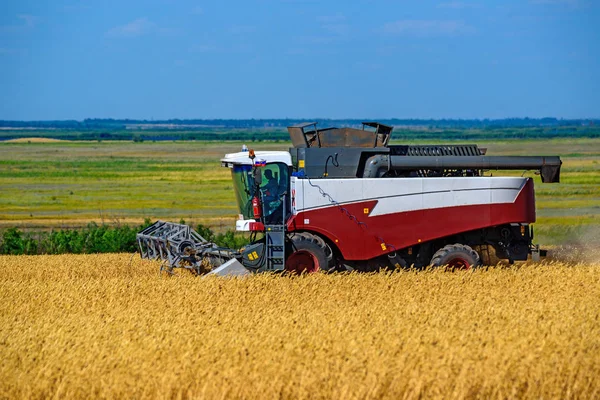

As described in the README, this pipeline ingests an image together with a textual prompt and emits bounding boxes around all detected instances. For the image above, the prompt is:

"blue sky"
[0,0,598,120]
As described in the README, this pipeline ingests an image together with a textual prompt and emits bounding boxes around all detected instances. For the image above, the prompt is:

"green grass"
[0,141,283,230]
[0,139,598,245]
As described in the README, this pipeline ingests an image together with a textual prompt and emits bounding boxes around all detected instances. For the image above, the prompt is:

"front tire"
[430,243,481,270]
[286,236,328,274]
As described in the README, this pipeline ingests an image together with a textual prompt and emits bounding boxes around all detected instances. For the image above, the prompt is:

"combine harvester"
[137,122,562,275]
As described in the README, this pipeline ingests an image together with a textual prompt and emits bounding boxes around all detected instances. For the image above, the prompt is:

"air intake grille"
[390,145,482,156]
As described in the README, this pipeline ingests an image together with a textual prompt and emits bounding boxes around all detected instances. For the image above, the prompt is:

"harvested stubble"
[1,254,599,399]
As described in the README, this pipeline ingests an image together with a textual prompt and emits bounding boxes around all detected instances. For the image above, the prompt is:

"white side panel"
[296,177,527,216]
[236,219,254,231]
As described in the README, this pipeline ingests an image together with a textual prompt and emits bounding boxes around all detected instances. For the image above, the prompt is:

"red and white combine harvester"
[137,122,562,275]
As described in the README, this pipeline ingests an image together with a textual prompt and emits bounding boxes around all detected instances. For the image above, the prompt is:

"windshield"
[231,162,290,221]
[231,164,255,219]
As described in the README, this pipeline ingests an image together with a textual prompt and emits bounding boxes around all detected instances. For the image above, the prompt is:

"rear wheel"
[430,244,480,270]
[473,244,504,266]
[286,236,328,274]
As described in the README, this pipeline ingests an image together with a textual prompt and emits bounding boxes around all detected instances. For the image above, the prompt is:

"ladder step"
[265,224,286,270]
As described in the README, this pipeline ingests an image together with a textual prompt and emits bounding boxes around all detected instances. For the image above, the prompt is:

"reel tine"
[136,221,233,274]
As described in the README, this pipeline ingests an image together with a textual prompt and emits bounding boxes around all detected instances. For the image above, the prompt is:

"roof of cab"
[221,150,292,166]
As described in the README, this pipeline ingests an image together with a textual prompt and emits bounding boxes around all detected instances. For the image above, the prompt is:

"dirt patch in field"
[3,137,69,143]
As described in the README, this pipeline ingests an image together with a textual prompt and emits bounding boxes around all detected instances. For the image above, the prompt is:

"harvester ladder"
[265,225,285,271]
[264,193,287,271]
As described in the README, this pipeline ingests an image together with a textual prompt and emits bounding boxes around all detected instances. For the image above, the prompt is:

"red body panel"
[287,178,536,261]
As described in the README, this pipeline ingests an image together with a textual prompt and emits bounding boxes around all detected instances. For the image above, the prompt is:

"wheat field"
[1,254,599,399]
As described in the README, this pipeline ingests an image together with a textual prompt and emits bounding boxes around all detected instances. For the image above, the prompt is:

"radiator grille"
[390,145,483,156]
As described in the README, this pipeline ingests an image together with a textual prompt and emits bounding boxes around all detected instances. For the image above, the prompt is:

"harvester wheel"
[296,232,334,265]
[473,244,503,266]
[286,236,328,274]
[430,244,481,270]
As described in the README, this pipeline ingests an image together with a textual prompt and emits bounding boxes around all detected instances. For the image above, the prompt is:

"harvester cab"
[222,149,292,227]
[137,121,562,276]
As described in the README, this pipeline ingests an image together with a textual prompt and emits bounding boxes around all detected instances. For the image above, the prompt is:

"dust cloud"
[547,225,600,264]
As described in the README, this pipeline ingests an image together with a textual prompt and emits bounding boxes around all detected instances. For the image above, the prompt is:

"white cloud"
[285,47,309,55]
[228,25,256,35]
[189,43,217,53]
[296,35,337,44]
[437,2,481,9]
[382,20,475,36]
[62,3,92,13]
[315,14,349,38]
[107,17,155,38]
[316,14,345,23]
[530,0,592,8]
[322,23,349,36]
[18,14,39,28]
[530,0,580,4]
[355,61,383,71]
[1,14,39,33]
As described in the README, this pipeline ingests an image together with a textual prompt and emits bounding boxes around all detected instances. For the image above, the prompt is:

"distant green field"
[0,138,598,245]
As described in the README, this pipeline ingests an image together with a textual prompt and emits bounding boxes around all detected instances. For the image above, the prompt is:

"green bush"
[0,228,38,255]
[0,221,249,255]
[196,224,216,242]
[196,224,250,249]
[215,230,249,249]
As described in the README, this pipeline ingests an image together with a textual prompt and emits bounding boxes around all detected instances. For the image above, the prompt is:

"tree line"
[0,117,597,130]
